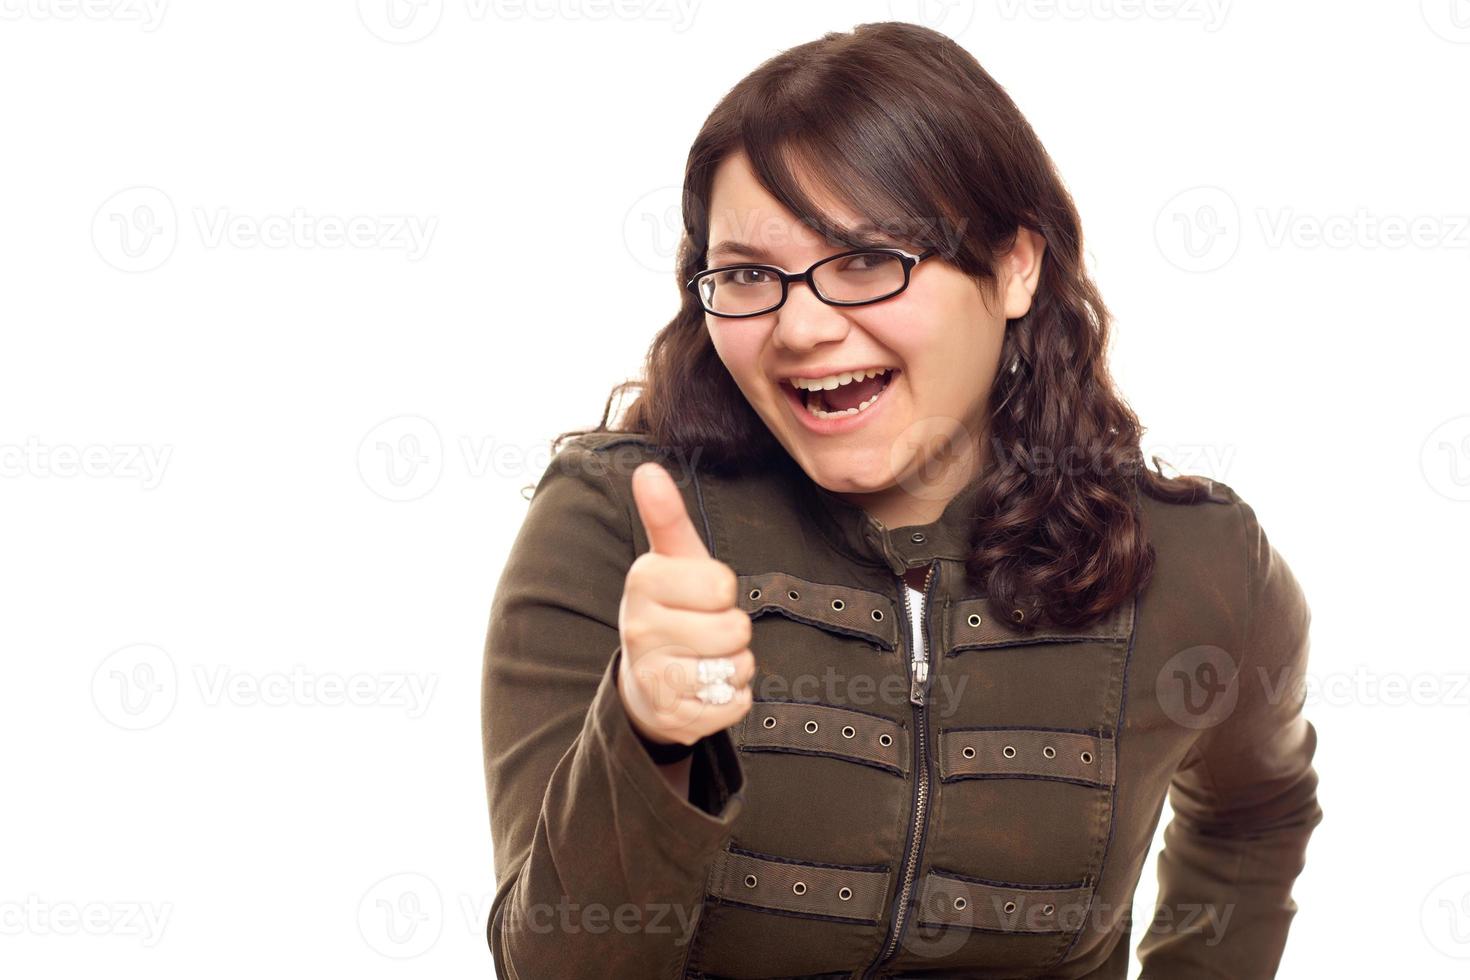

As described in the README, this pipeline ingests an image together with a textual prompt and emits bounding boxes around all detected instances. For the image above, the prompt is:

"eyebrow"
[707,225,904,264]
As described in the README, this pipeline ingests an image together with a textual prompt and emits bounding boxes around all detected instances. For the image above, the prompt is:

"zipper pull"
[910,658,927,705]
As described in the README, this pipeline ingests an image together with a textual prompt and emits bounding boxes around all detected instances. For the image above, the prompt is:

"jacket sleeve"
[1138,495,1324,979]
[481,441,747,980]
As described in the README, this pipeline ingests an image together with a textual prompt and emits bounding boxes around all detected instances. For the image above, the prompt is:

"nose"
[771,281,852,353]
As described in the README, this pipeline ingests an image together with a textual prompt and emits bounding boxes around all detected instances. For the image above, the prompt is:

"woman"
[481,21,1321,979]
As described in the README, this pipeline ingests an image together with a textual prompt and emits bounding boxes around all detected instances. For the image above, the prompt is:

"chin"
[806,457,896,495]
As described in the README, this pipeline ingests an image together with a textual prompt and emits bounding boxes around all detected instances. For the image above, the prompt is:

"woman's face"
[703,150,1045,527]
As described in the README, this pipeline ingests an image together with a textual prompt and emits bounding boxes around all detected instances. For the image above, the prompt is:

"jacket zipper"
[865,558,938,978]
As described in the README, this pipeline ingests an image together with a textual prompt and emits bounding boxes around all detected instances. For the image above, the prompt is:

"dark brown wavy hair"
[556,20,1214,629]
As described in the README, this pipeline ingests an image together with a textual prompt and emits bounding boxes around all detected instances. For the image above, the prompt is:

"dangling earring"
[1008,354,1020,375]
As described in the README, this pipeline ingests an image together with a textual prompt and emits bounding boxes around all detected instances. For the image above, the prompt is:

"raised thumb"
[632,461,709,559]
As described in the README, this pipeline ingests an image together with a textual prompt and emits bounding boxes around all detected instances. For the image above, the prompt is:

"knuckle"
[726,609,753,648]
[621,618,653,651]
[715,563,739,604]
[624,554,654,592]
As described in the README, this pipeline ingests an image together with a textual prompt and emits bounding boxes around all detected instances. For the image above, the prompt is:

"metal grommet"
[967,613,982,627]
[871,609,884,621]
[838,887,853,902]
[961,746,976,759]
[762,715,776,729]
[744,874,757,888]
[792,881,806,895]
[787,589,800,601]
[804,720,819,734]
[1010,608,1025,623]
[748,588,761,601]
[1003,901,1017,914]
[1042,745,1056,759]
[841,725,856,739]
[1042,903,1055,915]
[879,733,893,747]
[831,598,845,611]
[953,896,967,911]
[910,532,926,543]
[1002,745,1016,759]
[1080,750,1094,765]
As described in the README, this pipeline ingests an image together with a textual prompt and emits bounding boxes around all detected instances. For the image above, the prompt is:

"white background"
[3,1,1469,977]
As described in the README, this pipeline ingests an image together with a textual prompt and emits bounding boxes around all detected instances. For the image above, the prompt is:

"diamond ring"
[696,658,736,684]
[696,680,736,705]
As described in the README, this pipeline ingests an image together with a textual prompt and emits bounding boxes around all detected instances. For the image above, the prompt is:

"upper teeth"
[787,368,890,391]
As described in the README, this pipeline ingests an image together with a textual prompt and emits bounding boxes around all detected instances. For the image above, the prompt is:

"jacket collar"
[778,453,986,577]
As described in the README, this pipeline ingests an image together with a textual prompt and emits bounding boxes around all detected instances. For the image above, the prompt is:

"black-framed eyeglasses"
[685,246,938,318]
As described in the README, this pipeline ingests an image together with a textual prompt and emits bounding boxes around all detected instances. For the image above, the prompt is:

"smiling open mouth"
[788,368,897,419]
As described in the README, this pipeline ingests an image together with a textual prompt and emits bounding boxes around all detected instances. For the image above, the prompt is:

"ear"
[998,227,1047,320]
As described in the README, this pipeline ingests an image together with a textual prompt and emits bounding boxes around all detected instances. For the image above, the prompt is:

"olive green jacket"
[481,432,1322,979]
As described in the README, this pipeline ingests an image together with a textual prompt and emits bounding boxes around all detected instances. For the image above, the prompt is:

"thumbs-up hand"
[617,461,756,749]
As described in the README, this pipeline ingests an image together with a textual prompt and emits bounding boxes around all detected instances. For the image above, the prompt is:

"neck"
[832,438,988,530]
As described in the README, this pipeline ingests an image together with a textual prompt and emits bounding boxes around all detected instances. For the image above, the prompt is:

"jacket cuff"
[596,645,747,832]
[490,647,747,979]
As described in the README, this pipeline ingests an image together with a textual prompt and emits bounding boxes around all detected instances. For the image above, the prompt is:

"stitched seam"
[1188,499,1252,800]
[912,920,1070,936]
[579,441,640,582]
[1051,590,1140,970]
[736,744,905,778]
[726,841,891,873]
[705,895,881,926]
[939,724,1112,737]
[938,773,1112,789]
[753,695,904,725]
[927,867,1088,890]
[1175,501,1258,901]
[692,464,717,559]
[945,635,1125,656]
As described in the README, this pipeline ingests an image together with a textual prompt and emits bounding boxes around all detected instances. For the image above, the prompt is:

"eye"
[846,251,887,269]
[834,249,899,276]
[713,267,774,288]
[734,268,773,285]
